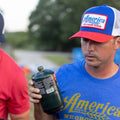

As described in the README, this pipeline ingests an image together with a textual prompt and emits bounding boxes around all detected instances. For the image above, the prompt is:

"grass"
[25,54,73,120]
[44,54,73,66]
[4,47,73,119]
[30,103,34,120]
[25,73,35,120]
[16,53,74,120]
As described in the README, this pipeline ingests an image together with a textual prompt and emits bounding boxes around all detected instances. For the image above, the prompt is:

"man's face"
[81,38,116,68]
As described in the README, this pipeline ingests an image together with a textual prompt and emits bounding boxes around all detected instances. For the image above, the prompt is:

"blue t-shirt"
[55,59,120,120]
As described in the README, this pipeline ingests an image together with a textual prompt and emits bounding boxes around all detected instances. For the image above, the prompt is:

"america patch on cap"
[81,13,108,30]
[69,5,120,42]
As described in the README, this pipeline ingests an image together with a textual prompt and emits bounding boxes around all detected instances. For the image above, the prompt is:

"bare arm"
[34,103,56,120]
[10,110,30,120]
[29,80,57,120]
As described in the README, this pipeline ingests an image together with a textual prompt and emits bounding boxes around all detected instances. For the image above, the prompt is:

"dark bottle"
[32,66,64,114]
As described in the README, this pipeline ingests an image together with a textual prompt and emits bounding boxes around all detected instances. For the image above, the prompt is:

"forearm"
[10,110,30,120]
[34,103,57,120]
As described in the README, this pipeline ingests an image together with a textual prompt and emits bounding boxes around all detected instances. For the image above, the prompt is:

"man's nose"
[87,40,95,51]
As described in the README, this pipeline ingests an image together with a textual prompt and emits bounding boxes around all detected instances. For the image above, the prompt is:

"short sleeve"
[7,68,30,114]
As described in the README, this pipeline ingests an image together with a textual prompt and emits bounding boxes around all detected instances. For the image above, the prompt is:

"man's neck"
[85,62,119,79]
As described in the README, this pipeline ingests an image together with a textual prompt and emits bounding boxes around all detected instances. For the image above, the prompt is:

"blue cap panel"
[80,5,115,35]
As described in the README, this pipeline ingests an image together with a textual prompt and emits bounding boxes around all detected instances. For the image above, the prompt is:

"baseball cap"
[69,5,120,42]
[0,12,5,42]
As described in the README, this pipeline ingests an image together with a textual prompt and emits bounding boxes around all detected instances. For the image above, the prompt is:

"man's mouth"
[86,55,96,60]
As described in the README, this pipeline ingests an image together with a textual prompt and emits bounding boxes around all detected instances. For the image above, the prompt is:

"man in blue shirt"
[29,5,120,120]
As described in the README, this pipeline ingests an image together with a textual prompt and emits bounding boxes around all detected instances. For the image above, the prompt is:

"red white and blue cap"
[0,12,5,42]
[69,5,120,42]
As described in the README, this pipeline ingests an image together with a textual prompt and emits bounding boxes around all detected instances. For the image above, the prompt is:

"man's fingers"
[28,80,34,86]
[29,97,40,103]
[29,86,40,93]
[28,80,42,103]
[29,90,42,99]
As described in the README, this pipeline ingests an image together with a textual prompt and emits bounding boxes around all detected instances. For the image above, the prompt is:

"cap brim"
[69,31,114,42]
[0,34,5,42]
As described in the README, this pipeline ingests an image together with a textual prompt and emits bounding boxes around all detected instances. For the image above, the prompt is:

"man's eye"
[83,39,89,42]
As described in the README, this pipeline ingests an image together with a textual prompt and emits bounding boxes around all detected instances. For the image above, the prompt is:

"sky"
[0,0,39,32]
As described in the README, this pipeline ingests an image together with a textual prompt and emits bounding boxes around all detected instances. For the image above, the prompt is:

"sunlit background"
[0,0,120,74]
[1,0,120,119]
[0,0,39,32]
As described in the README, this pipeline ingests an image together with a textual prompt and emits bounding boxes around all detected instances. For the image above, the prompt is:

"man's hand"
[28,80,42,103]
[28,80,57,120]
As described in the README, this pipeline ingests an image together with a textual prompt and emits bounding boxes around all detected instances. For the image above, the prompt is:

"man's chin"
[85,60,99,68]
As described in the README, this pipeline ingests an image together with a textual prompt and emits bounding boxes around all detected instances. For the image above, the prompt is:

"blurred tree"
[5,32,30,49]
[28,0,61,51]
[28,0,120,51]
[96,0,120,8]
[57,0,97,51]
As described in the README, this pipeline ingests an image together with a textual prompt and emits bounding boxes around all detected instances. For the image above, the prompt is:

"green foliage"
[28,0,120,51]
[44,54,72,66]
[28,0,62,51]
[5,32,31,49]
[4,0,120,51]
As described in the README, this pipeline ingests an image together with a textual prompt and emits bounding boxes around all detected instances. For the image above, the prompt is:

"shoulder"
[56,59,85,75]
[0,49,23,73]
[55,59,85,83]
[55,59,85,92]
[0,49,26,84]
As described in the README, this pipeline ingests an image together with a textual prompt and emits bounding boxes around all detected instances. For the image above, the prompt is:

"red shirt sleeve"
[7,68,30,114]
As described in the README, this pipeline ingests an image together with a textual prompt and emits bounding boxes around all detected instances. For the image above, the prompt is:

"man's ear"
[114,37,120,50]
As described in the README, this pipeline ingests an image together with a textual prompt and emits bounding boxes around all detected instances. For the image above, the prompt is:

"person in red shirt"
[0,12,30,120]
